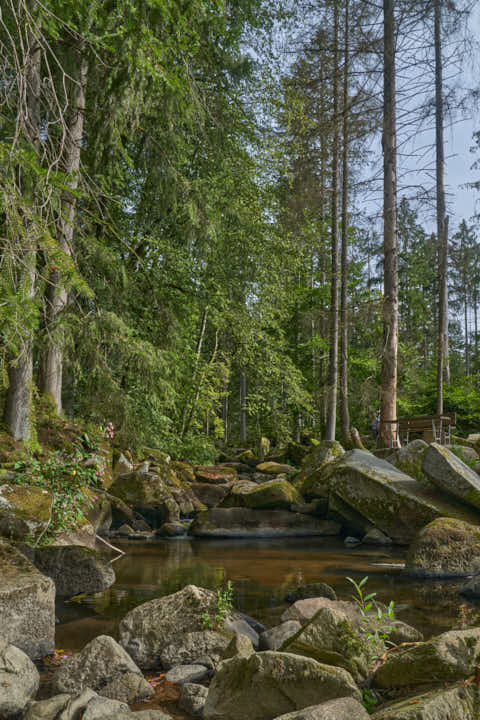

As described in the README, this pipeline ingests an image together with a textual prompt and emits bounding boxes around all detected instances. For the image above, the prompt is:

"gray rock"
[387,440,428,481]
[285,583,336,604]
[223,616,259,648]
[33,545,115,598]
[404,517,480,578]
[0,539,55,659]
[165,664,208,684]
[179,683,208,716]
[461,574,480,598]
[273,698,370,720]
[190,508,340,538]
[114,453,134,477]
[259,621,302,651]
[344,536,361,546]
[362,528,392,545]
[0,483,52,541]
[0,641,40,717]
[52,635,145,700]
[159,631,231,669]
[83,696,130,720]
[119,585,218,668]
[155,522,187,537]
[281,607,370,683]
[222,633,255,659]
[374,627,480,687]
[57,689,98,720]
[328,449,480,544]
[422,443,480,510]
[371,683,478,719]
[100,671,154,703]
[190,482,230,508]
[23,694,72,720]
[203,651,361,720]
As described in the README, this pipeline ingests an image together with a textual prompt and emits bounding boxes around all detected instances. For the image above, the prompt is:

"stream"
[55,536,476,651]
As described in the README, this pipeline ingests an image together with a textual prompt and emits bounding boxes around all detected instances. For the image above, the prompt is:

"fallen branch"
[95,533,125,556]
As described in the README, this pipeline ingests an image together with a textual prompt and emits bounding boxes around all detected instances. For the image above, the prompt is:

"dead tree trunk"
[379,0,399,448]
[325,1,340,442]
[435,0,450,414]
[340,0,351,447]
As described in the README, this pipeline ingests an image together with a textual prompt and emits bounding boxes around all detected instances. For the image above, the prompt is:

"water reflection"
[55,537,470,651]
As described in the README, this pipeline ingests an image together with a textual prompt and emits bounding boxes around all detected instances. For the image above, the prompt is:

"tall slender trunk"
[240,372,247,444]
[435,0,449,414]
[40,49,88,412]
[380,0,399,448]
[222,391,229,444]
[4,25,41,441]
[464,250,469,376]
[340,0,351,447]
[325,1,340,442]
[474,290,478,369]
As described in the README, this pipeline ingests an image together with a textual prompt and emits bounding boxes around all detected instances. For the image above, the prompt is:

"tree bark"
[240,372,247,444]
[435,0,450,414]
[325,1,340,442]
[340,0,351,447]
[40,49,88,412]
[379,0,399,448]
[4,25,41,441]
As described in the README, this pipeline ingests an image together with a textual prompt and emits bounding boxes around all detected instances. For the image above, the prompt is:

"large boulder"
[190,482,230,508]
[404,517,480,578]
[371,683,478,719]
[281,606,369,682]
[294,442,345,499]
[159,631,231,669]
[32,545,115,597]
[203,651,361,720]
[256,462,297,475]
[194,466,236,484]
[222,479,301,510]
[179,683,208,717]
[327,450,480,544]
[119,585,218,668]
[259,621,302,651]
[422,443,480,510]
[274,698,370,720]
[0,539,55,659]
[110,462,195,528]
[0,640,40,718]
[0,483,52,541]
[51,634,152,703]
[190,508,340,538]
[386,440,428,481]
[373,627,480,688]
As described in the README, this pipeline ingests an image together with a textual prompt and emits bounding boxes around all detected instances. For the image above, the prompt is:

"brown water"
[55,537,475,651]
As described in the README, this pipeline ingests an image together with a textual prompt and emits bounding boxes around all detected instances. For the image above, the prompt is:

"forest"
[1,0,480,461]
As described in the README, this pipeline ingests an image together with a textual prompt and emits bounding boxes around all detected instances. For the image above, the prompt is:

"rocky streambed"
[4,438,480,718]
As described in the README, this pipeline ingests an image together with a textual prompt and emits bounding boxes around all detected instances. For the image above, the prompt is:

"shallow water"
[55,536,477,651]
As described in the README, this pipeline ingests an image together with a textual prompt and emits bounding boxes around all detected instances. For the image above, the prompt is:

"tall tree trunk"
[240,372,247,444]
[379,0,399,448]
[340,0,351,447]
[435,0,450,414]
[40,49,88,412]
[4,25,41,441]
[325,1,340,442]
[474,290,478,370]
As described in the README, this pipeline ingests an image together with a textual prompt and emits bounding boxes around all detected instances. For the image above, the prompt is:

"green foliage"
[361,689,380,715]
[11,443,103,543]
[346,576,400,660]
[201,580,234,629]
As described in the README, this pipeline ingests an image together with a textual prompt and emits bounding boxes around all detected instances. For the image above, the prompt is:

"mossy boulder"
[327,450,480,544]
[0,539,55,659]
[190,482,230,507]
[32,544,115,598]
[422,443,480,510]
[275,699,370,720]
[373,627,480,688]
[236,450,258,466]
[371,683,479,720]
[294,441,345,499]
[281,606,370,682]
[0,483,53,541]
[171,460,196,484]
[190,508,340,538]
[386,440,428,481]
[203,651,361,720]
[194,465,236,484]
[222,479,301,510]
[256,462,297,475]
[404,517,480,578]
